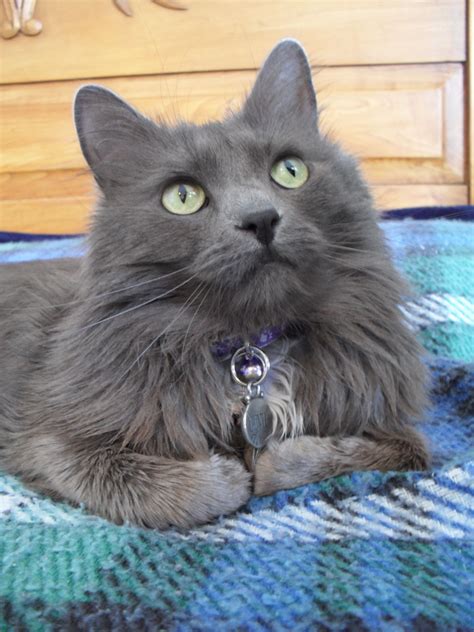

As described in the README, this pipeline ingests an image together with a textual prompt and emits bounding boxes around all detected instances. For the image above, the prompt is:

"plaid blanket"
[0,208,473,631]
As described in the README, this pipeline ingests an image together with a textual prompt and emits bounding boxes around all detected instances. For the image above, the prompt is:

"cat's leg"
[253,426,430,496]
[14,436,251,529]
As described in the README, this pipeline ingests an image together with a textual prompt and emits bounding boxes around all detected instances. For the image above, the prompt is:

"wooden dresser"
[0,0,472,233]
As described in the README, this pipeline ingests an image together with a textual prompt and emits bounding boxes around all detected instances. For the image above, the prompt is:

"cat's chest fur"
[140,333,309,459]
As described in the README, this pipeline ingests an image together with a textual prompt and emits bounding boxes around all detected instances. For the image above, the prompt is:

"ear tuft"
[243,39,317,131]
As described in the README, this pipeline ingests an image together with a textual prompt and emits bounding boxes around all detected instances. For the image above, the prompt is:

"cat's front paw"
[204,453,253,516]
[75,450,252,530]
[156,454,252,529]
[253,437,329,496]
[253,439,294,496]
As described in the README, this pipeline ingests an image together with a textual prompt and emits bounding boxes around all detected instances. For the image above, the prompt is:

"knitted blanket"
[0,208,473,631]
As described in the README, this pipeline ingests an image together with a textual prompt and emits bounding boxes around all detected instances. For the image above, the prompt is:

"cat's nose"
[237,208,281,246]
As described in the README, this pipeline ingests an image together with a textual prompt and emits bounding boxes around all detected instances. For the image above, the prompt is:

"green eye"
[271,157,308,189]
[162,182,206,215]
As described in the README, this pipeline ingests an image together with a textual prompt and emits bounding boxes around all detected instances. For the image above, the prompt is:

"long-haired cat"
[0,40,429,529]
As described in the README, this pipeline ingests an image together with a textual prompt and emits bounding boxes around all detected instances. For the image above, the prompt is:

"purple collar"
[211,325,285,361]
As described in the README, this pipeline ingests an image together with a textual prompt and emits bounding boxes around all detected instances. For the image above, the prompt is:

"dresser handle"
[20,0,43,35]
[114,0,188,17]
[1,0,42,39]
[152,0,187,10]
[1,0,20,39]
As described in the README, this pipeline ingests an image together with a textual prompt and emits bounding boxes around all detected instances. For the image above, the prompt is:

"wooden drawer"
[0,62,466,232]
[319,64,465,184]
[0,0,466,85]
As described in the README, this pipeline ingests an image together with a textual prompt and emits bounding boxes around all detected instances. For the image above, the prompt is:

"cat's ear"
[74,85,155,189]
[243,39,317,131]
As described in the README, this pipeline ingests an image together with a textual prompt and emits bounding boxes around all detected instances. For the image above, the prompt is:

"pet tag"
[230,343,273,450]
[242,394,273,449]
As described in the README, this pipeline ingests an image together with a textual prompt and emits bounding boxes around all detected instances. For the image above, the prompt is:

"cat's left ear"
[242,39,317,131]
[74,85,156,190]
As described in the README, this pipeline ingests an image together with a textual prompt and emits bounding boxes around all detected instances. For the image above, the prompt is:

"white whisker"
[0,265,191,311]
[180,284,212,364]
[78,273,199,331]
[118,282,207,381]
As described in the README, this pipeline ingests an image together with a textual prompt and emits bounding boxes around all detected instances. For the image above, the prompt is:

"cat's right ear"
[74,85,154,189]
[242,40,318,134]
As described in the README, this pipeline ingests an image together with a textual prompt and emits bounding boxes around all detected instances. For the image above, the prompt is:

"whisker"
[324,254,377,269]
[179,284,212,364]
[118,282,207,381]
[0,265,191,311]
[328,243,379,255]
[77,273,199,331]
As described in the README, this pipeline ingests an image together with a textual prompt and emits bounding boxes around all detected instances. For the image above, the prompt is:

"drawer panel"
[0,64,464,181]
[0,0,466,84]
[319,64,464,183]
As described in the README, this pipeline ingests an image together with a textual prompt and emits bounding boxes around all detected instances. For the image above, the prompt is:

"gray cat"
[0,40,429,529]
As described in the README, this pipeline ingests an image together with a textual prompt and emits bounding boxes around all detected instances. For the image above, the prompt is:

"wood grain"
[0,197,93,233]
[0,0,466,85]
[372,185,467,211]
[0,170,93,200]
[0,170,95,232]
[0,64,464,185]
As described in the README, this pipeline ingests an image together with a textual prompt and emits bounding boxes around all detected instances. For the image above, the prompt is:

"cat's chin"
[220,267,306,331]
[240,255,295,290]
[199,244,318,331]
[239,246,296,281]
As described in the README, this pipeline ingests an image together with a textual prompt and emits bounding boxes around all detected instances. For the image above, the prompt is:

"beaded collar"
[210,325,285,361]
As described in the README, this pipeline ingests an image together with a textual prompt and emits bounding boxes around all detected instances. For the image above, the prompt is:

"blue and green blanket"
[0,207,473,631]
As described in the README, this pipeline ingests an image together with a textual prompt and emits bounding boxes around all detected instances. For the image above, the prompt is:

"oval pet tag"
[242,397,273,449]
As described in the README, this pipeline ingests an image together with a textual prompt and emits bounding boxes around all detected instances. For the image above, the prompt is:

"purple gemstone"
[235,356,264,383]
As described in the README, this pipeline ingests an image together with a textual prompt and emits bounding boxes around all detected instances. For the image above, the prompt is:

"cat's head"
[74,40,385,333]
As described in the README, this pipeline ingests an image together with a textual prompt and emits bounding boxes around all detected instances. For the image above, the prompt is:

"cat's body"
[0,41,430,528]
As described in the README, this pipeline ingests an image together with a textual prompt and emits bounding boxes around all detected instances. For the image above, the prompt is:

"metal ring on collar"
[230,344,270,387]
